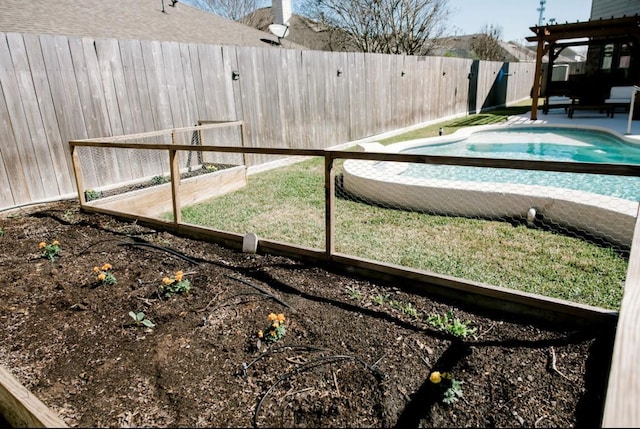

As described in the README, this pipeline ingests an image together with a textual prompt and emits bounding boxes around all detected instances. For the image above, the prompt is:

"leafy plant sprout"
[372,294,389,306]
[427,311,477,339]
[390,300,419,318]
[429,371,464,404]
[128,311,155,328]
[39,240,60,262]
[151,175,170,185]
[0,227,4,237]
[84,189,101,201]
[258,313,286,344]
[93,263,117,285]
[160,270,191,298]
[345,285,362,301]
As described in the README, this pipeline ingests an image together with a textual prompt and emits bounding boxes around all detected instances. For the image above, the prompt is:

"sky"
[184,0,593,46]
[446,0,593,43]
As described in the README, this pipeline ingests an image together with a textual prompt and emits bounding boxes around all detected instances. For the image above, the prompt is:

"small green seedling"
[151,175,170,185]
[345,285,362,301]
[129,311,155,328]
[427,311,477,339]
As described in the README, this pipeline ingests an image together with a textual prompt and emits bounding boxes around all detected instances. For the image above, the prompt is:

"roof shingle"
[0,0,304,49]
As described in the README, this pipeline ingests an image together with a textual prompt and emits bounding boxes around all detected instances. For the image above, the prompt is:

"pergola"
[527,15,640,120]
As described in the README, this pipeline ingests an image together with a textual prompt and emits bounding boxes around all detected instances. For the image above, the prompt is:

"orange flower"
[268,313,277,321]
[272,322,279,328]
[276,313,285,323]
[93,266,100,273]
[429,371,442,384]
[52,240,60,246]
[39,242,46,249]
[101,263,112,271]
[257,330,263,338]
[162,277,174,285]
[97,273,106,281]
[175,271,184,282]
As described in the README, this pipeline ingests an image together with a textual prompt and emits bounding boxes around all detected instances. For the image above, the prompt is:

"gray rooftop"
[0,0,304,49]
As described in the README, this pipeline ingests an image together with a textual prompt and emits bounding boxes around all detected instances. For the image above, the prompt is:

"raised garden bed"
[0,201,615,427]
[83,163,245,217]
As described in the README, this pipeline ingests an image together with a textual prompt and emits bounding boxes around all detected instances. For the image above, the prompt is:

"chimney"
[273,0,291,25]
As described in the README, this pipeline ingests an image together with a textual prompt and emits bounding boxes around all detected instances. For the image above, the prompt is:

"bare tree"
[471,24,505,61]
[190,0,268,25]
[301,0,450,55]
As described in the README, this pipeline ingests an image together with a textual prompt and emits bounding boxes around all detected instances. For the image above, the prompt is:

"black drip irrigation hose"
[225,274,293,310]
[117,241,200,265]
[252,354,386,428]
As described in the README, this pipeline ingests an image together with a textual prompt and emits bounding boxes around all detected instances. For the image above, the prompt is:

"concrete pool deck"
[343,109,640,250]
[505,108,640,141]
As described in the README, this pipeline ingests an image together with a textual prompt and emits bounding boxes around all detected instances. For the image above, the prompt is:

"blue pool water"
[399,127,640,201]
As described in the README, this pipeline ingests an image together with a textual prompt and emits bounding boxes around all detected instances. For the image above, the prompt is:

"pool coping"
[343,123,640,250]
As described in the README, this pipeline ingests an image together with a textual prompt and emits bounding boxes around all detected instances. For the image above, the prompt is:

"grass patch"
[180,105,627,310]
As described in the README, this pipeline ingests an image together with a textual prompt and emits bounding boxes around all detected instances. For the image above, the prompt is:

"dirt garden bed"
[0,200,615,427]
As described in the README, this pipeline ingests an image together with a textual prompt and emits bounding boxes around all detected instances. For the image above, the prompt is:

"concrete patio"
[507,107,640,141]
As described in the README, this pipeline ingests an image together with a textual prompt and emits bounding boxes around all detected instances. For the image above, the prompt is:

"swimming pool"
[342,124,640,249]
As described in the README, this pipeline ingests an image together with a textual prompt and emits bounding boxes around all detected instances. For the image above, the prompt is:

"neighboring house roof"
[430,34,584,63]
[248,7,356,52]
[0,0,305,49]
[430,35,522,61]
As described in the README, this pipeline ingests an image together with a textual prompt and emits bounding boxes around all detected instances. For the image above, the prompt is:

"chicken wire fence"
[72,122,246,200]
[70,125,640,308]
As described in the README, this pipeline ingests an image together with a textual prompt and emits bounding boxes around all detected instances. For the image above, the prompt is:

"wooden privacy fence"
[0,31,535,211]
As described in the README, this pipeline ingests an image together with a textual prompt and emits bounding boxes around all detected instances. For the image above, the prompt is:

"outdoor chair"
[542,96,575,114]
[605,86,635,118]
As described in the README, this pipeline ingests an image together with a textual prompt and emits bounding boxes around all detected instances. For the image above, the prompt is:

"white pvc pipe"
[627,85,640,135]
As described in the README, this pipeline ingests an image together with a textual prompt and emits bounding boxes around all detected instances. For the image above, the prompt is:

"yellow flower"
[102,263,112,271]
[270,330,276,337]
[39,242,46,249]
[93,266,100,273]
[429,371,442,384]
[268,313,277,321]
[175,271,183,281]
[97,273,106,281]
[272,322,279,328]
[52,240,60,246]
[277,313,285,323]
[162,277,174,285]
[257,330,263,338]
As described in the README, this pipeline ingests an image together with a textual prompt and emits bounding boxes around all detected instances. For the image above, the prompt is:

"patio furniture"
[605,86,635,118]
[567,103,610,118]
[542,96,577,114]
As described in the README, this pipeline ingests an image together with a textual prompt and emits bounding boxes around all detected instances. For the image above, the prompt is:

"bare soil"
[0,200,614,428]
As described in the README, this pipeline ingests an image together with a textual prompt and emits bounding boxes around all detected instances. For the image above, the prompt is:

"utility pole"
[537,0,546,26]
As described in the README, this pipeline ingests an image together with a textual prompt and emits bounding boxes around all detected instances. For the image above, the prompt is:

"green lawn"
[180,105,628,310]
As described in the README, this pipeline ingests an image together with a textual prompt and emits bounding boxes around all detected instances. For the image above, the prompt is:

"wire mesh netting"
[71,123,639,311]
[333,155,636,310]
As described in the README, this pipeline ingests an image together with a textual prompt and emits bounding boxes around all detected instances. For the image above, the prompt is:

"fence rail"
[0,31,535,211]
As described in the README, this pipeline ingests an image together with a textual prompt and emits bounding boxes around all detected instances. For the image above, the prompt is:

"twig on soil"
[550,346,571,380]
[224,274,294,310]
[243,345,333,372]
[195,290,223,313]
[476,322,497,339]
[534,414,548,427]
[253,355,385,428]
[372,351,389,369]
[499,388,534,408]
[135,296,155,306]
[332,369,341,397]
